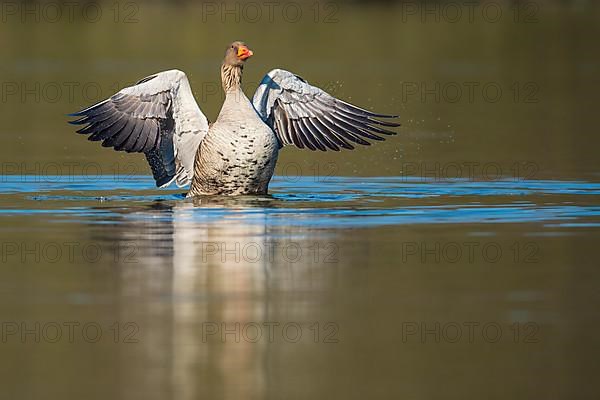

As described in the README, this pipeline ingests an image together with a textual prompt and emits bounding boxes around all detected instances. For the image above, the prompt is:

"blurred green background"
[1,0,599,180]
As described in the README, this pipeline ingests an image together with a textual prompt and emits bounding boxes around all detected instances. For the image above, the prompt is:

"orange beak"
[237,45,253,60]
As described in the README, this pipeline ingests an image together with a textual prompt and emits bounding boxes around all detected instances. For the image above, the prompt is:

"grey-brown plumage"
[69,41,400,196]
[69,69,208,188]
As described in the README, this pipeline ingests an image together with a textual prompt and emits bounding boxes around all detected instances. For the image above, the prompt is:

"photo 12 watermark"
[398,1,540,24]
[1,81,137,105]
[1,321,140,344]
[200,241,339,264]
[276,161,339,183]
[400,241,541,264]
[0,162,145,183]
[1,1,140,24]
[400,81,540,104]
[201,321,339,344]
[401,321,540,344]
[196,1,340,24]
[0,241,139,265]
[197,79,342,103]
[399,161,540,181]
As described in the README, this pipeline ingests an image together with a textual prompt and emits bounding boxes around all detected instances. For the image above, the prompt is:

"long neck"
[221,63,243,93]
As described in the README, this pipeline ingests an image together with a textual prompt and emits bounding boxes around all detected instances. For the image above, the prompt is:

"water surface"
[1,175,599,399]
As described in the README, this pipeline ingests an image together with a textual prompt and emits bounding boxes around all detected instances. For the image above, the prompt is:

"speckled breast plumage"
[187,118,279,196]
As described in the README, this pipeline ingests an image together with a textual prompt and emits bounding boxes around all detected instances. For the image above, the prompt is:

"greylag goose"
[69,41,400,196]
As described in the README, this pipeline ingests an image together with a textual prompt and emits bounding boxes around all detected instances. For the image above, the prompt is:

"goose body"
[69,42,399,197]
[190,85,279,195]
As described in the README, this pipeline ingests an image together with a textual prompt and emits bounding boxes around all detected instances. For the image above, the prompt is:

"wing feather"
[306,118,344,151]
[121,120,145,153]
[113,121,138,151]
[69,69,209,187]
[299,119,329,151]
[252,69,399,151]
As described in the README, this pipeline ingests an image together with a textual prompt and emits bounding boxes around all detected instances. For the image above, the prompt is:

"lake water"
[1,1,599,399]
[1,175,599,399]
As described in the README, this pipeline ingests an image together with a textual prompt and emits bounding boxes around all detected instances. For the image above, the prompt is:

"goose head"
[224,41,253,67]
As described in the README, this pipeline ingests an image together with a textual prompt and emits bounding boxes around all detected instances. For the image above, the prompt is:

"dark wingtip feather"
[68,117,89,125]
[67,99,110,119]
[367,125,398,136]
[369,113,399,119]
[337,100,400,119]
[76,126,93,134]
[67,107,95,117]
[370,118,401,127]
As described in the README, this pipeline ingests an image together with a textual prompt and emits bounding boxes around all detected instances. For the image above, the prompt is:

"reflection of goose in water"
[87,199,340,400]
[69,41,399,196]
[94,198,339,293]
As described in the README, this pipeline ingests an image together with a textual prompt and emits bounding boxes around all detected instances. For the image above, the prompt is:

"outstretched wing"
[69,69,209,187]
[252,69,400,151]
